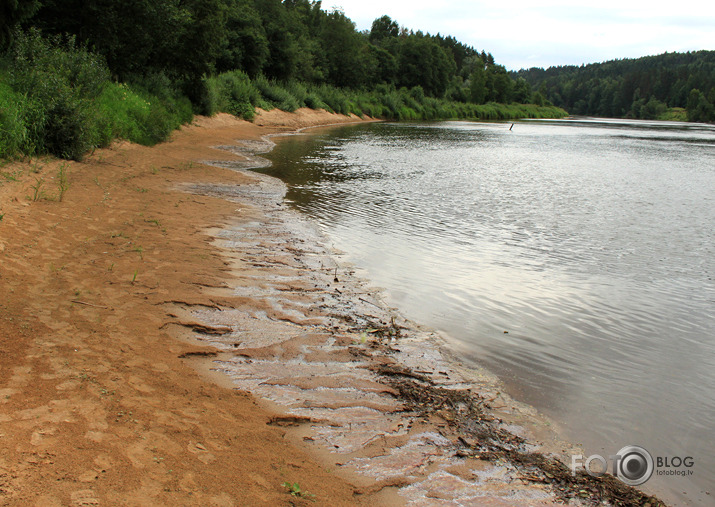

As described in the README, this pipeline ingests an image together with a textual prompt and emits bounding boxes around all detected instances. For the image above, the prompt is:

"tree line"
[515,51,715,122]
[1,0,567,160]
[4,0,546,108]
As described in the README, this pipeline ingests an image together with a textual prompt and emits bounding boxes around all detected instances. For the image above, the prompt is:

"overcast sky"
[328,0,715,70]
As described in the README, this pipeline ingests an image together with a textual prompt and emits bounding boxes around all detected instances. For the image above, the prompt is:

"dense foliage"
[515,51,715,122]
[0,29,193,160]
[1,0,565,160]
[21,1,541,106]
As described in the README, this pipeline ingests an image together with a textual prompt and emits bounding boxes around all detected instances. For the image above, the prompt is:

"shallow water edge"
[174,123,669,506]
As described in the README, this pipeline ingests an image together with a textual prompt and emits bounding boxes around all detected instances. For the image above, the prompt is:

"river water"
[259,118,715,505]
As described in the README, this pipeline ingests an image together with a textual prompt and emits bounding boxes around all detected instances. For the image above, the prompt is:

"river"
[259,118,715,506]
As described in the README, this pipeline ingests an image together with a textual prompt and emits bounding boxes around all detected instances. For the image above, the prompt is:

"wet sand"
[0,109,666,506]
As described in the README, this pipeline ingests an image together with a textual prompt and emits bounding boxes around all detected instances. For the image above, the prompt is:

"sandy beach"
[0,110,666,506]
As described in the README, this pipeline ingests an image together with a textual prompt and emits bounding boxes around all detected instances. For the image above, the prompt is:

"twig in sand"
[71,300,112,310]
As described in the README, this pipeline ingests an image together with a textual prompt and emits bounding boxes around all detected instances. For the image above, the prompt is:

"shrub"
[304,92,329,111]
[43,84,96,160]
[6,29,111,159]
[254,75,299,112]
[195,77,220,117]
[213,70,260,120]
[97,82,191,146]
[0,81,27,158]
[312,84,350,115]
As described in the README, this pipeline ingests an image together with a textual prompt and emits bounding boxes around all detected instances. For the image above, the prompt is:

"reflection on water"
[260,118,715,505]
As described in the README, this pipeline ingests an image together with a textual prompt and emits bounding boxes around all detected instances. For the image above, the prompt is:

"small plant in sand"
[282,482,314,499]
[57,163,69,201]
[30,176,45,201]
[131,269,138,283]
[1,170,20,182]
[30,159,44,174]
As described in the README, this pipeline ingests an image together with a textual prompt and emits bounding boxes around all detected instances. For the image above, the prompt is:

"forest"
[0,0,564,160]
[515,51,715,123]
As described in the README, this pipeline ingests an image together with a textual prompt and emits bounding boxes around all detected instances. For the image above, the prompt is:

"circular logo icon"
[616,445,654,486]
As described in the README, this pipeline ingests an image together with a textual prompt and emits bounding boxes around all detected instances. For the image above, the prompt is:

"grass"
[30,176,45,201]
[658,107,688,122]
[282,482,314,499]
[56,163,69,201]
[0,170,20,181]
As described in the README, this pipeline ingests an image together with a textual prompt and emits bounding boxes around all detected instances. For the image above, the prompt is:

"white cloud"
[330,0,715,69]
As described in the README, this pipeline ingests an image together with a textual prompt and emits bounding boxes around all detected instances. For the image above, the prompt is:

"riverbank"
[0,109,664,506]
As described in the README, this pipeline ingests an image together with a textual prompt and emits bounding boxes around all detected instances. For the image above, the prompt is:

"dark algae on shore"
[366,333,667,506]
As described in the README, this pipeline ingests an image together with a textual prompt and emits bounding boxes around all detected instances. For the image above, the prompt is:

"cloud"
[331,0,715,69]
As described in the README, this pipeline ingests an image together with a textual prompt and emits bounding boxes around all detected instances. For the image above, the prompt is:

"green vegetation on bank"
[515,51,715,122]
[0,30,192,160]
[204,70,567,122]
[1,1,566,161]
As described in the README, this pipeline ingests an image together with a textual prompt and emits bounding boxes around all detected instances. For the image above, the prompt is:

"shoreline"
[0,109,665,506]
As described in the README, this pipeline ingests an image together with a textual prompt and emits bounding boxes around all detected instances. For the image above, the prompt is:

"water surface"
[260,118,715,505]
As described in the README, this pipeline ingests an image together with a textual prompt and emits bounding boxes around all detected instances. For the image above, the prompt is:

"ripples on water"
[261,118,715,505]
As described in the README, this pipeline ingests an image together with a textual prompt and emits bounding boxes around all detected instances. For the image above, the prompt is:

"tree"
[512,77,531,103]
[396,35,456,97]
[29,0,190,80]
[469,61,487,104]
[369,15,399,44]
[687,88,714,122]
[487,64,513,102]
[365,44,397,86]
[1,0,40,50]
[217,0,269,76]
[514,50,715,121]
[319,9,368,88]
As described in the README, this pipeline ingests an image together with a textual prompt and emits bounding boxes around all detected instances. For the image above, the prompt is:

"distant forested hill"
[514,51,715,122]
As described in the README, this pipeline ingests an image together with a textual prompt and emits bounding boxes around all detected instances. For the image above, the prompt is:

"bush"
[0,81,28,158]
[212,70,260,120]
[195,77,220,117]
[254,75,300,112]
[5,29,111,159]
[312,84,349,115]
[97,82,192,146]
[43,84,96,160]
[304,92,329,111]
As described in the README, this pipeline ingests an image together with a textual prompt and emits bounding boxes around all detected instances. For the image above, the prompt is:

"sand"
[0,109,666,506]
